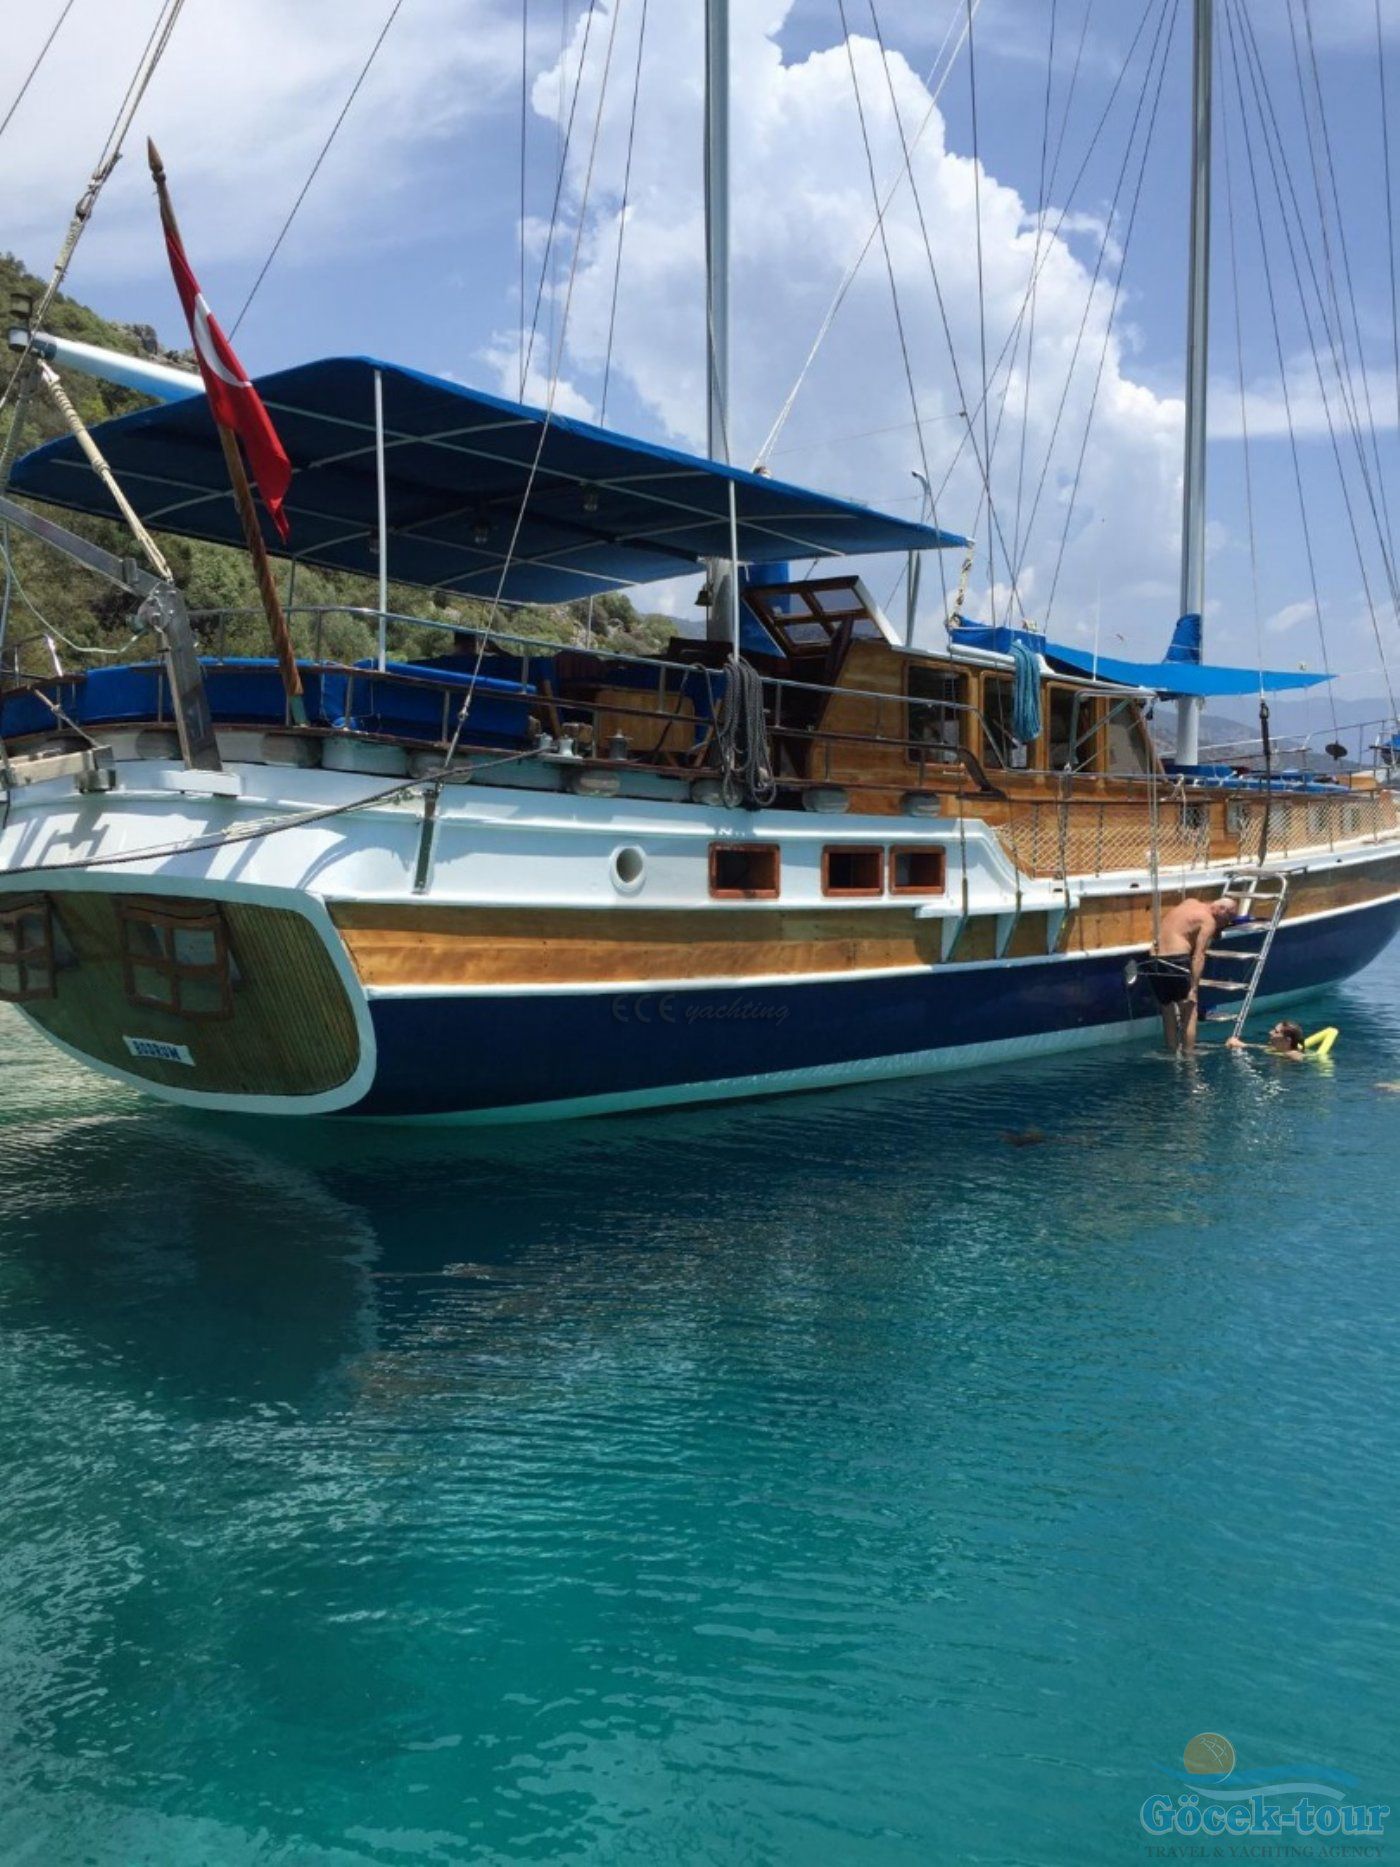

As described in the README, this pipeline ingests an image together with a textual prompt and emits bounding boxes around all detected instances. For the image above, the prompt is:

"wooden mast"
[147,140,306,726]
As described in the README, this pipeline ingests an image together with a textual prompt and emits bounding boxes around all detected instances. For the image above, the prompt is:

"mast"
[1176,0,1212,766]
[704,0,730,465]
[703,0,737,650]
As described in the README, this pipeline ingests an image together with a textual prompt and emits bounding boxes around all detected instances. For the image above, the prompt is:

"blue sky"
[4,0,1398,725]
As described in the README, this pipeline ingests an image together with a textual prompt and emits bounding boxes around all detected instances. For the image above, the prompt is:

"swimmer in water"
[1226,1019,1306,1059]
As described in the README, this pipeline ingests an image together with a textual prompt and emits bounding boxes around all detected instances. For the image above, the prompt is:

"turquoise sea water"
[2,959,1399,1867]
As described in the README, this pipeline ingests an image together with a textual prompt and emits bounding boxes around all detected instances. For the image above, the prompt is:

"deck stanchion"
[375,369,389,673]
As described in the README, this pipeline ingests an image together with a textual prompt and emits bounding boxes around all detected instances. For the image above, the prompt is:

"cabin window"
[119,898,237,1021]
[981,675,1021,769]
[1105,704,1154,775]
[1048,687,1084,769]
[822,846,884,896]
[906,666,967,764]
[889,846,946,895]
[0,896,58,1003]
[709,843,781,899]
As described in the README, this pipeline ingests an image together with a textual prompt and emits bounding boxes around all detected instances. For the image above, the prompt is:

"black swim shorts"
[1138,954,1193,1006]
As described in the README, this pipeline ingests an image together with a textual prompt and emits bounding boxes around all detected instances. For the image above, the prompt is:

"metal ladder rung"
[1200,978,1250,991]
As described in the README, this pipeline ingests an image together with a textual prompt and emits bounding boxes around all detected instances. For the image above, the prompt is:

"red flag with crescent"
[161,224,292,542]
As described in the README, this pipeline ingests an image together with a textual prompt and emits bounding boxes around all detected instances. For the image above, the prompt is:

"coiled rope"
[717,658,776,811]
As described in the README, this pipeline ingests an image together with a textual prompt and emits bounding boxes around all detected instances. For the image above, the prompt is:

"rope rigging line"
[922,0,1164,523]
[1220,0,1342,736]
[229,0,407,337]
[1013,0,1178,615]
[836,2,936,541]
[1236,1,1399,625]
[755,0,981,467]
[0,0,77,146]
[1010,0,1095,579]
[1041,0,1180,627]
[519,0,530,395]
[965,0,996,620]
[1219,72,1268,691]
[598,0,648,424]
[519,0,600,395]
[441,0,626,764]
[860,0,1028,625]
[1381,0,1400,444]
[1008,0,1060,582]
[0,0,188,434]
[1293,0,1398,609]
[1232,0,1400,689]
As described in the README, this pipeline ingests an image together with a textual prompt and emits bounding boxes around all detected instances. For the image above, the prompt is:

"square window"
[118,898,235,1022]
[0,896,58,1003]
[890,847,946,895]
[709,844,781,899]
[822,846,884,896]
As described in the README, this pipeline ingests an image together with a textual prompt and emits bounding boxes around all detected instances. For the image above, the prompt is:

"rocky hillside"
[0,252,673,680]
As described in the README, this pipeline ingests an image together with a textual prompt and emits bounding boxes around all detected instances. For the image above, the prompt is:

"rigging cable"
[230,0,407,337]
[1381,0,1400,441]
[1220,0,1343,736]
[965,0,996,619]
[1009,0,1060,580]
[442,0,626,761]
[520,1,599,393]
[1299,0,1396,612]
[1295,0,1398,610]
[922,0,1164,522]
[756,0,980,467]
[1041,0,1179,627]
[1232,0,1397,712]
[1013,0,1176,612]
[599,0,648,422]
[862,0,1025,624]
[0,0,188,433]
[837,2,936,559]
[519,0,530,395]
[1238,1,1398,622]
[0,0,77,146]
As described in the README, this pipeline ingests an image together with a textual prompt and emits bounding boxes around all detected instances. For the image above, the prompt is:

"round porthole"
[611,845,646,893]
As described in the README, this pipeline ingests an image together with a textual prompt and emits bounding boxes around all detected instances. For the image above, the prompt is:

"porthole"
[611,845,647,894]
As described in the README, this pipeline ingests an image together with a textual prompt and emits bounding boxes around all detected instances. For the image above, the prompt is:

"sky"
[3,0,1398,718]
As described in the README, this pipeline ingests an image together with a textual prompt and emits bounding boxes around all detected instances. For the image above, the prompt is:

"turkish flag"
[162,225,292,542]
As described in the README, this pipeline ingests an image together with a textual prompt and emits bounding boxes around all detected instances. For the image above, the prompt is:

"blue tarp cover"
[953,623,1329,697]
[8,357,963,606]
[1042,642,1329,697]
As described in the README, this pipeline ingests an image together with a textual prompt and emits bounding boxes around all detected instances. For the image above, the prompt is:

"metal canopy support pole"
[374,368,389,672]
[727,479,741,658]
[1176,0,1212,768]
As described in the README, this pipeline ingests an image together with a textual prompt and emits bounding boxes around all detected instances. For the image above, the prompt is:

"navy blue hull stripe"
[349,897,1400,1116]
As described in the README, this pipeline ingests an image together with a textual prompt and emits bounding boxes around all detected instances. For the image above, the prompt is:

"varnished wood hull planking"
[331,854,1400,992]
[20,893,361,1097]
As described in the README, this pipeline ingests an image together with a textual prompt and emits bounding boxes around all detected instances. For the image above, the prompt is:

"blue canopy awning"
[1041,642,1330,697]
[951,622,1329,697]
[8,356,964,605]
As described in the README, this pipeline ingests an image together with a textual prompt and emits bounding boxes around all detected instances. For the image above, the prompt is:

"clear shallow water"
[1,961,1399,1867]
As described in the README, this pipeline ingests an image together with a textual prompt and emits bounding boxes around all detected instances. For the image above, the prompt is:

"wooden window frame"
[0,895,58,1003]
[904,666,969,767]
[821,845,884,898]
[888,846,947,896]
[118,897,236,1022]
[708,843,781,900]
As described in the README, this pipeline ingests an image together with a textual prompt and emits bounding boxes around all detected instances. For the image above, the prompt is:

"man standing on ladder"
[1139,896,1239,1054]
